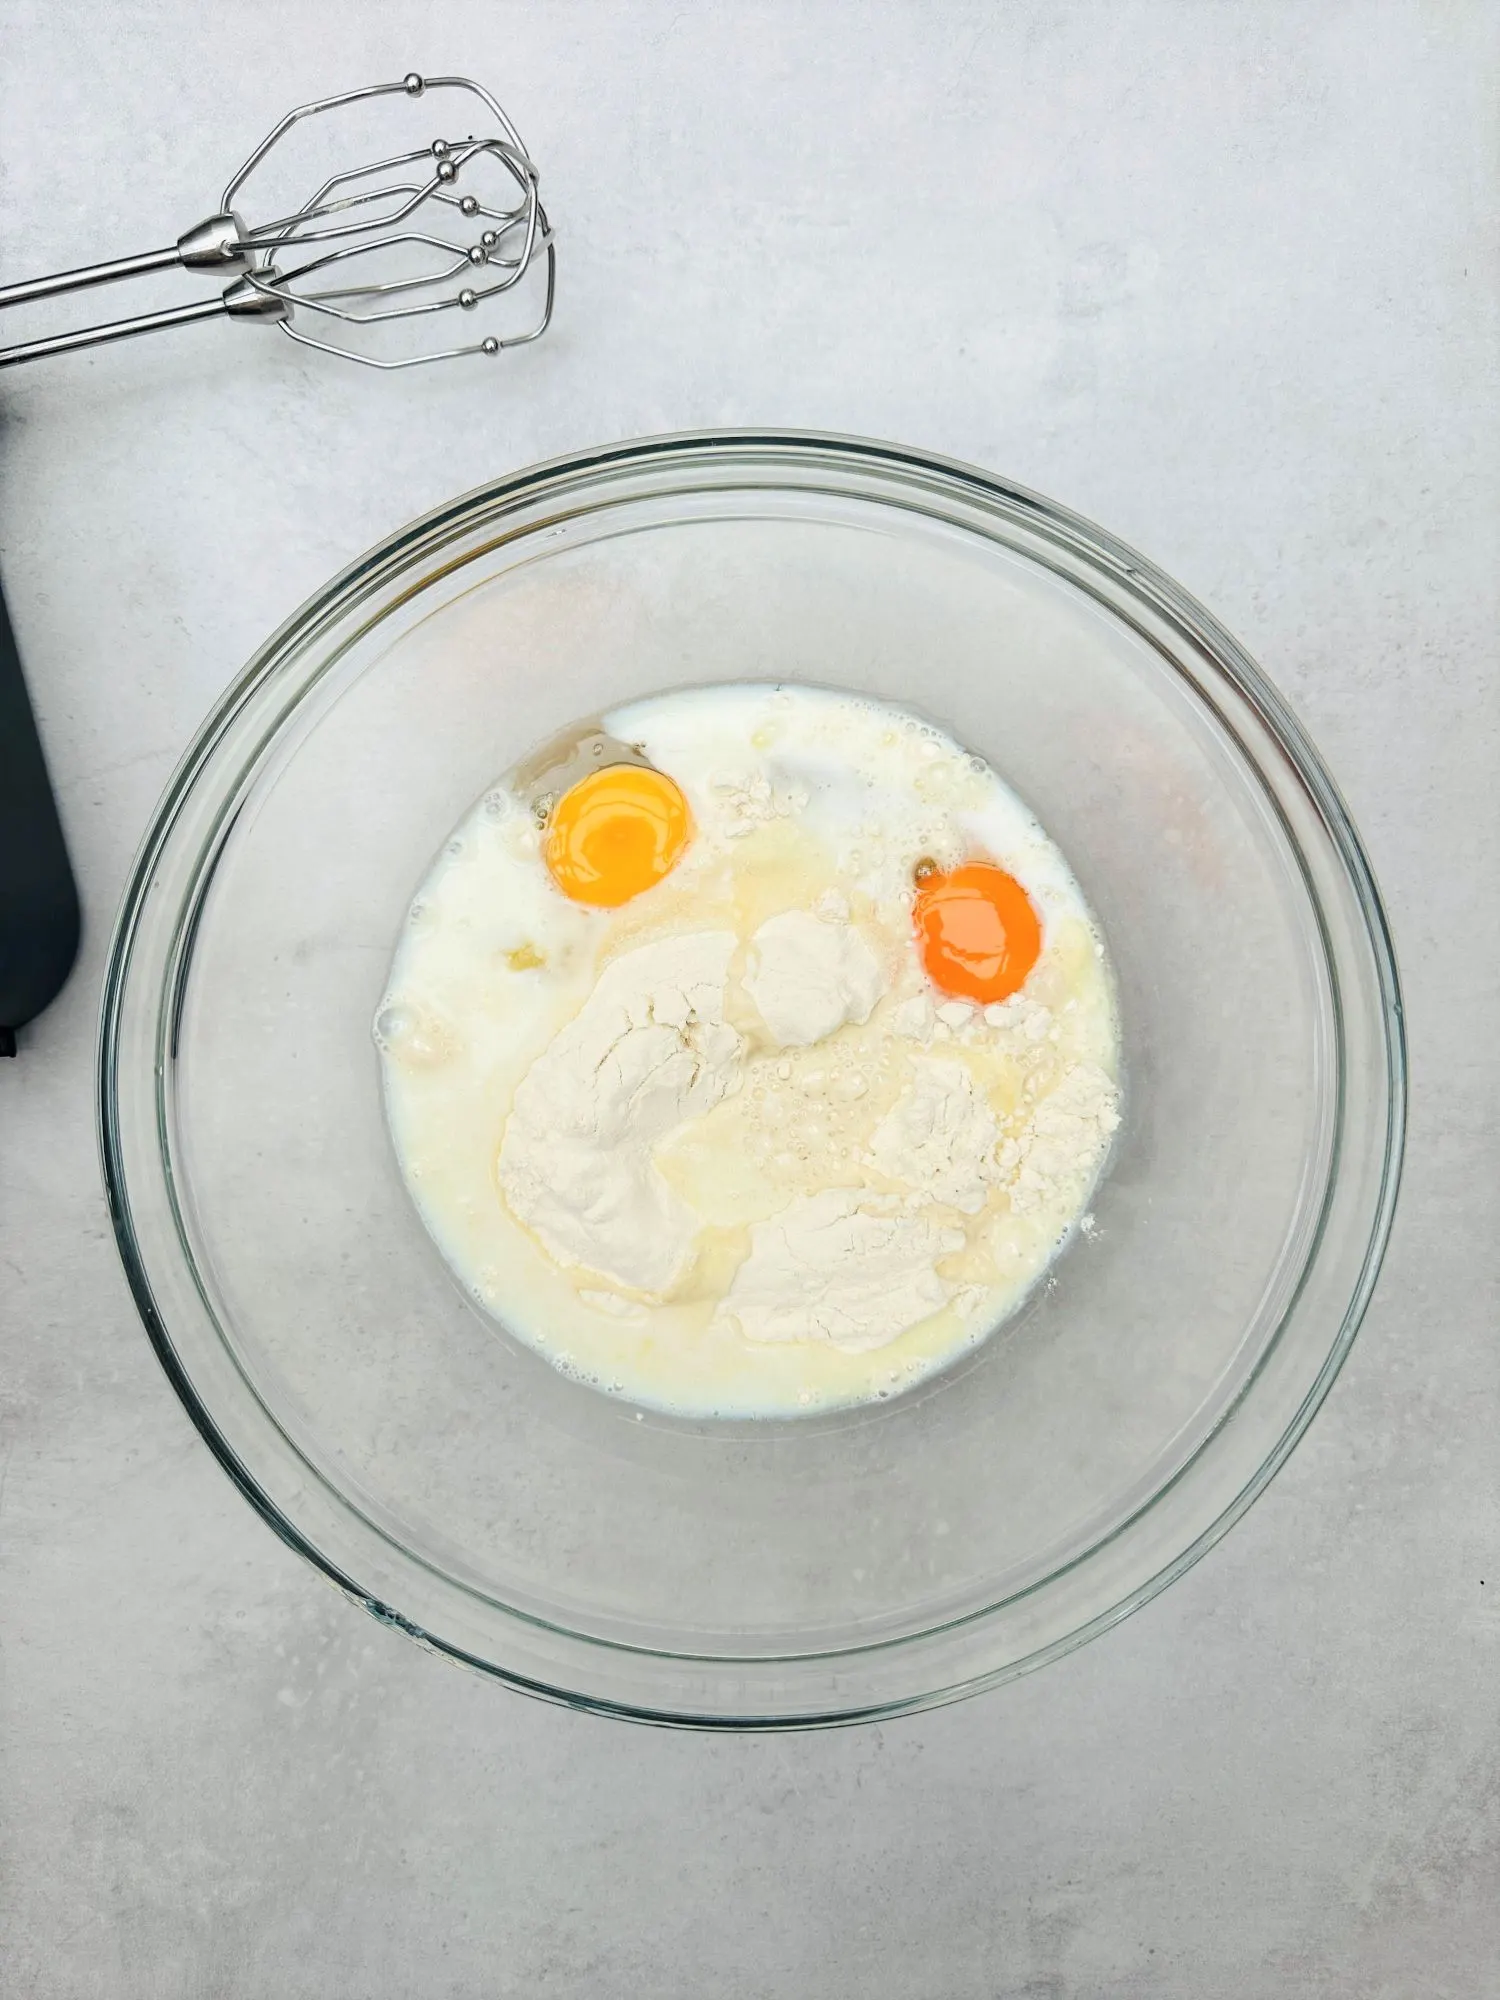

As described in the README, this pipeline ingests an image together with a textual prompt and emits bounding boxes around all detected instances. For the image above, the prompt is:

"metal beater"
[0,73,555,371]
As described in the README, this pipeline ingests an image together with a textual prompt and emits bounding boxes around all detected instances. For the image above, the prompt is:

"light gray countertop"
[2,5,1496,1994]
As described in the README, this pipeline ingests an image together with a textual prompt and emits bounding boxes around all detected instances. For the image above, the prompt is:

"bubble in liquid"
[372,1002,405,1051]
[373,1000,457,1069]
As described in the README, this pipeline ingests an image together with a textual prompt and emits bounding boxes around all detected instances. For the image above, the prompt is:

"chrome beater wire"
[0,73,555,372]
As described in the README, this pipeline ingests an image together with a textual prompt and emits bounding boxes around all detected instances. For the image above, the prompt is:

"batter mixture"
[375,683,1121,1416]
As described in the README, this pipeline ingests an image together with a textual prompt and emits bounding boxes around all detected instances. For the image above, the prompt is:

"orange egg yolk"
[913,861,1042,1004]
[544,765,692,907]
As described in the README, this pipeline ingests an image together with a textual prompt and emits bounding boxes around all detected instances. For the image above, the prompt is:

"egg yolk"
[913,861,1042,1004]
[544,765,692,906]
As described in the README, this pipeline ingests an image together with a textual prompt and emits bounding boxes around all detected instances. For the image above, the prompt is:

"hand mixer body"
[0,578,79,1054]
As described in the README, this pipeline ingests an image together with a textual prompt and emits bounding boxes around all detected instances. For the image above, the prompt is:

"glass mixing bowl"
[100,433,1404,1727]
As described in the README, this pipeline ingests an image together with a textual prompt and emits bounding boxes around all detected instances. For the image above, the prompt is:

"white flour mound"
[499,933,742,1295]
[998,1062,1120,1216]
[865,1055,1002,1215]
[742,909,887,1048]
[712,1189,964,1352]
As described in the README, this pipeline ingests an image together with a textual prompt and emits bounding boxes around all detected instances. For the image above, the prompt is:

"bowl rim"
[98,427,1407,1728]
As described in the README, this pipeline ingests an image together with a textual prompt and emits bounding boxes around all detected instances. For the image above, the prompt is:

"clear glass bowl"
[99,433,1405,1727]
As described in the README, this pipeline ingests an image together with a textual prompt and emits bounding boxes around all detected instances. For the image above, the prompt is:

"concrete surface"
[1,3,1497,1994]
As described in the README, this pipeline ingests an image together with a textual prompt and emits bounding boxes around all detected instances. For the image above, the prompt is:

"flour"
[996,1061,1120,1216]
[741,909,887,1048]
[890,993,936,1042]
[712,1189,964,1352]
[865,1055,1002,1215]
[983,995,1053,1045]
[498,926,1116,1333]
[498,932,742,1294]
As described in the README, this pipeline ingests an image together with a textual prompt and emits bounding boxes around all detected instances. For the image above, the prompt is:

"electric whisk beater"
[0,73,555,371]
